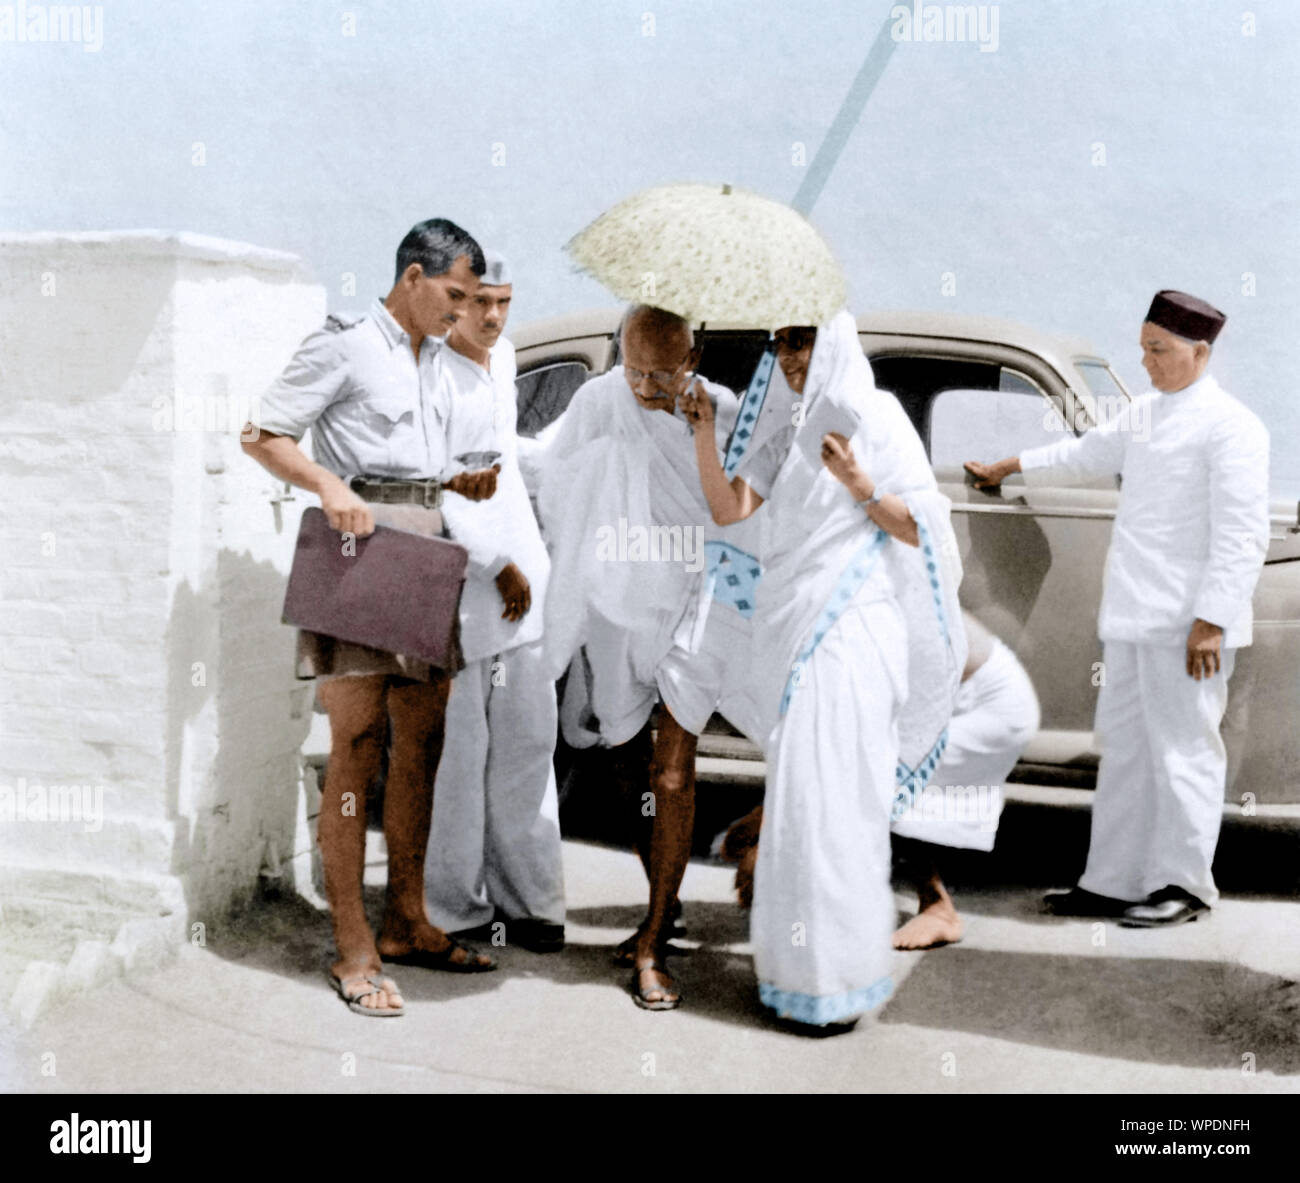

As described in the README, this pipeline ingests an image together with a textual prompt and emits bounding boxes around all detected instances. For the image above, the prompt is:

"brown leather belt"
[349,476,443,508]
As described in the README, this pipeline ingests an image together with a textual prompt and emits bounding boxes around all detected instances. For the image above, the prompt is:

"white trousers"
[424,640,566,931]
[1077,640,1235,906]
[890,639,1039,852]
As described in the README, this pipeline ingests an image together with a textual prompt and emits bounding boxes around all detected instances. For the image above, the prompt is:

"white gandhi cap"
[480,249,512,287]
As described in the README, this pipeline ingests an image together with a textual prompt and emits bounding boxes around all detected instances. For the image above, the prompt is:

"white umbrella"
[565,182,847,330]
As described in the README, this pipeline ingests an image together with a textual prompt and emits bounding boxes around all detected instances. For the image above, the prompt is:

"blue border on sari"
[778,526,889,717]
[722,344,777,478]
[759,974,895,1026]
[778,511,957,807]
[703,539,763,618]
[893,727,949,821]
[914,514,951,648]
[885,513,955,813]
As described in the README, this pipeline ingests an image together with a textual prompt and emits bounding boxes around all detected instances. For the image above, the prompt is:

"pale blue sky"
[3,0,1297,493]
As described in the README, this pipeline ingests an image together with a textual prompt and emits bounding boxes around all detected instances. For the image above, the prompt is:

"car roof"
[857,309,1107,375]
[511,306,1108,373]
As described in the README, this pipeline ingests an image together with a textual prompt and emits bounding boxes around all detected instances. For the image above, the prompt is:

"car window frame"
[925,365,1072,470]
[512,355,596,438]
[861,335,1077,445]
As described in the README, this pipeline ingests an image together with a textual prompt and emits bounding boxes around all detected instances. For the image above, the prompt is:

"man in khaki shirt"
[242,218,500,1016]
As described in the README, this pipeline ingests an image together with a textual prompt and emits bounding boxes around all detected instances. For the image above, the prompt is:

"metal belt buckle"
[422,480,441,509]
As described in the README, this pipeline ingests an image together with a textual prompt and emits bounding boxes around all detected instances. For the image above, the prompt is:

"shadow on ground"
[878,946,1300,1074]
[198,754,1297,1058]
[200,884,513,1007]
[929,799,1300,900]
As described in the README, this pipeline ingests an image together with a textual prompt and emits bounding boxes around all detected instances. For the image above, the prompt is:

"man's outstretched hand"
[496,562,531,621]
[445,465,501,501]
[964,458,1020,489]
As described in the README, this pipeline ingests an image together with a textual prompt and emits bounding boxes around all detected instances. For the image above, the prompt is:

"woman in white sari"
[683,310,965,1031]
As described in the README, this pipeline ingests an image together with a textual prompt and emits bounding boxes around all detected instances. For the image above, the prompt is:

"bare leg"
[610,722,683,964]
[609,720,655,879]
[720,804,764,908]
[632,707,697,1006]
[317,675,404,1012]
[892,838,963,950]
[376,676,493,968]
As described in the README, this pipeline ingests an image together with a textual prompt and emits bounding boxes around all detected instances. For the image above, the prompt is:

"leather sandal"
[382,935,496,973]
[631,962,682,1011]
[330,972,405,1017]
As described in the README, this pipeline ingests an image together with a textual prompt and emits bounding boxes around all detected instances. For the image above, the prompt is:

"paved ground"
[5,791,1299,1093]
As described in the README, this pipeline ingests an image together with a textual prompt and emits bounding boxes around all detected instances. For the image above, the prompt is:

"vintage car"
[511,309,1300,806]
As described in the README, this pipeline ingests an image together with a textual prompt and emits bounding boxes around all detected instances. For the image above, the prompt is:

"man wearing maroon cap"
[965,290,1271,927]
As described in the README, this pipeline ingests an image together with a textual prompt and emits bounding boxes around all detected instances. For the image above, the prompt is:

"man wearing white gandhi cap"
[422,249,568,953]
[966,290,1271,928]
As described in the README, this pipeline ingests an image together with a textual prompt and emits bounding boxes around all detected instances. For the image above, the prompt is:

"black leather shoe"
[1120,886,1209,928]
[449,920,498,943]
[452,914,566,951]
[500,916,566,953]
[1043,887,1131,917]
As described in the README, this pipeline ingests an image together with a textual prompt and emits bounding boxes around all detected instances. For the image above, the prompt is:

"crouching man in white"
[890,611,1039,947]
[720,611,1039,950]
[966,290,1270,928]
[423,251,566,953]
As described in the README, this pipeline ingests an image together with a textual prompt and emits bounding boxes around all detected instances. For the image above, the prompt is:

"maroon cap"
[1145,290,1226,343]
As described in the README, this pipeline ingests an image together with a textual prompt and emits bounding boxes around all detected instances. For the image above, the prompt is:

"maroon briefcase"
[282,506,468,670]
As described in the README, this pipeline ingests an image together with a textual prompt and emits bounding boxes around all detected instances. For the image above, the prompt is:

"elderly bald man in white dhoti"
[422,251,567,953]
[684,312,966,1032]
[537,304,765,1010]
[967,290,1271,928]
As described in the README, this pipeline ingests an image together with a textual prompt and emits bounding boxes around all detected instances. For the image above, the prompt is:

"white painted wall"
[0,232,326,1020]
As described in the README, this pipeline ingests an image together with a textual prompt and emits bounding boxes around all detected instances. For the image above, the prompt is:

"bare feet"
[720,805,762,908]
[893,897,963,950]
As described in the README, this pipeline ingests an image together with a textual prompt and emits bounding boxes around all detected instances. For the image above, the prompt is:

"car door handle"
[953,503,1116,521]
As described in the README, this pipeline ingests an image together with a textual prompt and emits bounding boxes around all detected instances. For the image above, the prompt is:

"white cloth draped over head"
[536,368,753,684]
[747,310,967,808]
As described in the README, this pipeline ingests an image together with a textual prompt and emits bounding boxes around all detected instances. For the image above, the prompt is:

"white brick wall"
[0,232,327,1014]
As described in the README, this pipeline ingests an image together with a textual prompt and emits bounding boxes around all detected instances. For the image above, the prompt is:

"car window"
[1075,360,1130,426]
[515,360,590,437]
[929,379,1066,470]
[868,352,1067,464]
[693,331,772,396]
[868,353,1004,443]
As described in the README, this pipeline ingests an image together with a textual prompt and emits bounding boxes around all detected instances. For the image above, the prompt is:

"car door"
[866,335,1119,782]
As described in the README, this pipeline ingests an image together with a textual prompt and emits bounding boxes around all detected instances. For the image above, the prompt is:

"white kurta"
[1020,371,1270,904]
[536,368,764,744]
[423,338,565,931]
